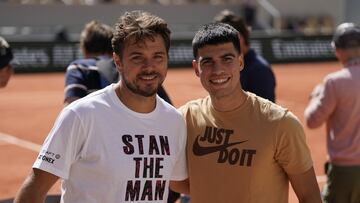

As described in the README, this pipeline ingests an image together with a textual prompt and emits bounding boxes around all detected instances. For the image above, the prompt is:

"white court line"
[0,131,328,183]
[0,132,41,152]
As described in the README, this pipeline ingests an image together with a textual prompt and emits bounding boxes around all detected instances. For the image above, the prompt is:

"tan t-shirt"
[179,93,313,203]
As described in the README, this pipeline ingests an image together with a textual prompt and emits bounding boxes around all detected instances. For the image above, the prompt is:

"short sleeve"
[170,113,188,181]
[33,108,86,179]
[274,112,313,175]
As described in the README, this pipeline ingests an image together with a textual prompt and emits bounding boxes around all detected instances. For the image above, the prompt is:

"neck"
[210,88,247,112]
[344,57,360,67]
[114,82,156,113]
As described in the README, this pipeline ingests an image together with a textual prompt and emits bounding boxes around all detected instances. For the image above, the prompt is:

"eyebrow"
[129,51,166,56]
[199,53,236,62]
[221,53,236,58]
[153,51,166,55]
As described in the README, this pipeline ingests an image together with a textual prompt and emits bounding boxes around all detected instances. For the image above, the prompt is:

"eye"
[154,54,165,62]
[200,59,213,67]
[223,56,234,63]
[130,55,144,64]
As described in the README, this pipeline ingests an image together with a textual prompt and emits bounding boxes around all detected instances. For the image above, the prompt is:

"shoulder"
[67,58,99,71]
[247,49,271,68]
[157,96,184,120]
[324,68,350,82]
[248,93,289,122]
[178,97,208,117]
[65,86,111,112]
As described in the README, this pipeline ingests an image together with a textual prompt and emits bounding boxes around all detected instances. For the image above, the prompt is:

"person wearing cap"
[0,36,14,88]
[305,22,360,203]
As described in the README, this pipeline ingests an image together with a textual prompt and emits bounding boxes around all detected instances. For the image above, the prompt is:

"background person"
[64,20,114,105]
[305,22,360,203]
[214,9,276,102]
[0,36,15,88]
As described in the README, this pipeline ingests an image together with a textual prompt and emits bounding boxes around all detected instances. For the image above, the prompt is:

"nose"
[142,58,156,70]
[212,62,225,75]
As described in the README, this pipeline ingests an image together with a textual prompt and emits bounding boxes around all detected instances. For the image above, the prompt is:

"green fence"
[10,34,336,73]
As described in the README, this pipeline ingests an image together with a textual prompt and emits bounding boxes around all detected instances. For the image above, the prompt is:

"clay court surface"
[0,62,339,202]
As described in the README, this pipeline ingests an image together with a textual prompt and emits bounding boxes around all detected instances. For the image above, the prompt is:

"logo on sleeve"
[192,126,256,166]
[38,150,61,164]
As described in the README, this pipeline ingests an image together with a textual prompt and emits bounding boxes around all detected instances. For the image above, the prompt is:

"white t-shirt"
[33,84,188,203]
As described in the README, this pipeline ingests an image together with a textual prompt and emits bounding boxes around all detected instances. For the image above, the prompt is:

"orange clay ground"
[0,62,339,202]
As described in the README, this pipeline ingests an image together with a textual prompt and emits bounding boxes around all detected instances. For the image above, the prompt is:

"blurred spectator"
[54,25,70,42]
[241,0,258,30]
[64,20,114,105]
[305,22,360,203]
[214,9,276,102]
[0,36,14,88]
[302,16,319,35]
[319,15,335,35]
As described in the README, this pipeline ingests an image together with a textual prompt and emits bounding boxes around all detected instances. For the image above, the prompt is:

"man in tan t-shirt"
[170,23,321,203]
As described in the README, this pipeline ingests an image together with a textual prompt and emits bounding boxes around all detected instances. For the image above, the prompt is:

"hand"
[309,84,324,100]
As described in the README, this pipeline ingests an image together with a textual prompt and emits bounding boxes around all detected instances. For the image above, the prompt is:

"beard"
[121,71,162,97]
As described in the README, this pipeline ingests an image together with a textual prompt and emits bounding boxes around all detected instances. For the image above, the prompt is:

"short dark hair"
[214,9,250,46]
[192,22,240,59]
[332,22,360,49]
[112,10,171,58]
[80,20,113,55]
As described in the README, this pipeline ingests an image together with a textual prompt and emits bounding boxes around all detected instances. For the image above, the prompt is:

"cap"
[0,36,14,69]
[332,22,360,49]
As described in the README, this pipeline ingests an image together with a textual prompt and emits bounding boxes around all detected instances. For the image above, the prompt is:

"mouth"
[139,74,157,81]
[209,77,230,85]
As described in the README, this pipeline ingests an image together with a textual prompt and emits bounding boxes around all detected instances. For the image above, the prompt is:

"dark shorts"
[322,163,360,203]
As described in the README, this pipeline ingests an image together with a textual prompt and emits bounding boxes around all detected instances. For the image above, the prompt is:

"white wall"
[264,0,345,23]
[345,0,360,24]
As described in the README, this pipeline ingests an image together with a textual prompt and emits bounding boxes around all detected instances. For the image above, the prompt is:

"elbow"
[304,110,323,129]
[305,116,323,129]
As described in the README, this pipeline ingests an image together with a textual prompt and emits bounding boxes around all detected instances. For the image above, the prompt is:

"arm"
[170,178,190,195]
[304,81,336,129]
[288,167,322,203]
[14,168,59,203]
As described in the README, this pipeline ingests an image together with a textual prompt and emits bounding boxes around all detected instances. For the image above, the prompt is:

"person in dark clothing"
[0,36,14,88]
[214,9,276,102]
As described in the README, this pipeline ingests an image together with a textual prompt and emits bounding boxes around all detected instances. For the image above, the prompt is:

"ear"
[238,54,244,71]
[113,52,122,72]
[192,59,200,77]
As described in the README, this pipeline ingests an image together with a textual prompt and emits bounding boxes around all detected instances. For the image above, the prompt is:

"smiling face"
[113,34,168,97]
[193,42,243,99]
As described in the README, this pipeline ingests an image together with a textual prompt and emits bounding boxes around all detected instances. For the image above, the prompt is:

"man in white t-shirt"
[14,11,188,203]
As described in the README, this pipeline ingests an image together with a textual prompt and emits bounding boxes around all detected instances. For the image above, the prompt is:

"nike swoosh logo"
[192,135,248,156]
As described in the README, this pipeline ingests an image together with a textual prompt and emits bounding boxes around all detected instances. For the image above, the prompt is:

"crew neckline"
[109,84,160,119]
